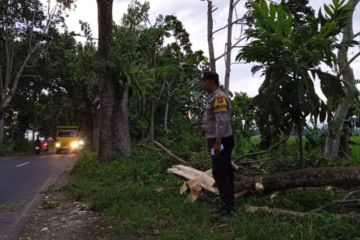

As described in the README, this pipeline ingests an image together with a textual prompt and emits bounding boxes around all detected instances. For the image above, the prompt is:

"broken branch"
[245,205,360,221]
[337,51,360,79]
[213,18,245,35]
[153,141,188,164]
[215,37,246,62]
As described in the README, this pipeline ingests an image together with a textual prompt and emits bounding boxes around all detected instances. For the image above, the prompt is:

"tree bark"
[91,96,100,152]
[98,80,115,162]
[224,0,234,95]
[207,0,216,72]
[324,0,359,159]
[164,81,172,132]
[164,98,169,131]
[112,85,131,156]
[297,123,304,168]
[150,100,155,142]
[233,167,360,193]
[96,0,114,163]
[169,164,360,202]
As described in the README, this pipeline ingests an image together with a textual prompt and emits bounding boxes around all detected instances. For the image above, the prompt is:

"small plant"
[0,203,10,211]
[41,200,59,210]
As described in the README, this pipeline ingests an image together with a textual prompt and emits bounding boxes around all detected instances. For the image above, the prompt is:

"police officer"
[201,71,235,217]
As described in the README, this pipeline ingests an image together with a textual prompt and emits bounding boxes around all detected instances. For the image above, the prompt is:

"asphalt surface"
[0,153,77,240]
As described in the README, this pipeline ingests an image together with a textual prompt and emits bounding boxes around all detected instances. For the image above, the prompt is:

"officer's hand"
[213,138,222,155]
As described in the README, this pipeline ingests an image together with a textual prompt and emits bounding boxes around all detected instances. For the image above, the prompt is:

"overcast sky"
[62,0,360,97]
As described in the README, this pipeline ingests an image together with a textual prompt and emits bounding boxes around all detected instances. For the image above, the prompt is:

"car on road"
[55,126,84,153]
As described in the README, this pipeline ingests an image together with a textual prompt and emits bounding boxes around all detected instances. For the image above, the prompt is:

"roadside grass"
[66,149,360,240]
[2,141,33,155]
[351,135,360,163]
[0,203,10,211]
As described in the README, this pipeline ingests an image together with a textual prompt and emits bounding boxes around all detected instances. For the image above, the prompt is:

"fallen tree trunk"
[234,167,360,193]
[169,165,360,201]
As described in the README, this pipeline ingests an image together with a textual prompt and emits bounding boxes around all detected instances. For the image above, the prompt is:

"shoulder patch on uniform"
[213,96,228,113]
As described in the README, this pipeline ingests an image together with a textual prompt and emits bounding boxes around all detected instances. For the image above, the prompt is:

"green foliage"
[232,92,256,139]
[237,0,351,161]
[305,128,326,152]
[231,92,259,155]
[107,1,206,140]
[280,0,315,27]
[2,20,99,142]
[2,140,33,154]
[0,0,70,143]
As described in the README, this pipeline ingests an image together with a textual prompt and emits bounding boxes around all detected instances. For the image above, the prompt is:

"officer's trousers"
[207,135,235,210]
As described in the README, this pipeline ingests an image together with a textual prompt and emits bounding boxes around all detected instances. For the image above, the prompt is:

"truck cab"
[55,126,83,153]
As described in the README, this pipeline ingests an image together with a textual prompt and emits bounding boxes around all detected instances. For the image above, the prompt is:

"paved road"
[0,153,77,240]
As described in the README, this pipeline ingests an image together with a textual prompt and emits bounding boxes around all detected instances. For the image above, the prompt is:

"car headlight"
[78,139,85,146]
[71,141,79,149]
[55,142,61,148]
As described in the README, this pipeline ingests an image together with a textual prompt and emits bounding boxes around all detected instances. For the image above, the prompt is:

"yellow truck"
[55,126,84,153]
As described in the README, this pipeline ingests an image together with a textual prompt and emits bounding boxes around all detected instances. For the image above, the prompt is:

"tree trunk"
[150,100,155,142]
[207,0,216,72]
[96,0,114,163]
[297,124,304,168]
[96,0,113,61]
[169,165,360,202]
[0,112,4,154]
[233,167,360,193]
[324,0,359,159]
[164,87,170,131]
[164,100,169,131]
[224,0,234,95]
[91,97,100,152]
[339,126,351,158]
[98,80,115,162]
[112,85,131,156]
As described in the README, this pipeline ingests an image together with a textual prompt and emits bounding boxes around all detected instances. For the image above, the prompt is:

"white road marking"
[15,162,30,168]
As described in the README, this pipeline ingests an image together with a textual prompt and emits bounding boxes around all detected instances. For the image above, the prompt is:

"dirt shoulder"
[19,172,109,240]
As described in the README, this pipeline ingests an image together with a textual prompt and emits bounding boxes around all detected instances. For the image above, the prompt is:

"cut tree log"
[233,167,360,193]
[169,165,360,202]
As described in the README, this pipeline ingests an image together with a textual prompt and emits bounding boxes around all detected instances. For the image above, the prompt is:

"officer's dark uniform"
[202,88,235,212]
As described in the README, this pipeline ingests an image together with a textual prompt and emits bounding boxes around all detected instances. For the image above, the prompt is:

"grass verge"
[66,149,360,240]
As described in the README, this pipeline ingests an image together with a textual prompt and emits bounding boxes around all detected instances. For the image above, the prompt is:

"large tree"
[95,0,133,162]
[0,0,52,152]
[324,0,360,159]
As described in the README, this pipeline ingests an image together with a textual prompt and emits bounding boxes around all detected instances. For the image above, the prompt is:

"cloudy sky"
[62,0,360,97]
